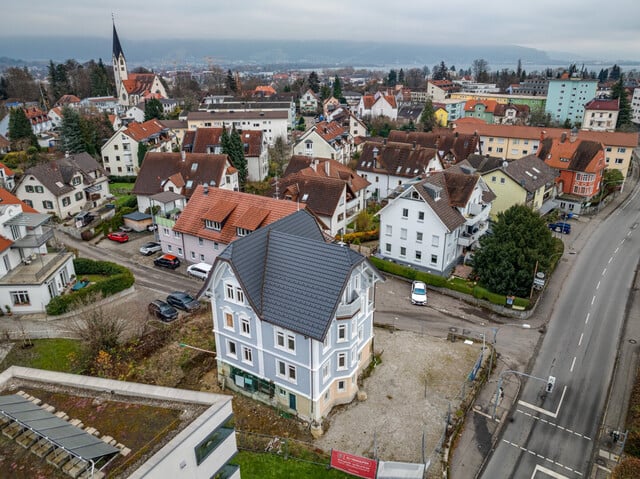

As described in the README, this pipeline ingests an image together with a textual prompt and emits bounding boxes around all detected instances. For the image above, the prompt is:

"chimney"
[181,150,186,161]
[383,138,387,146]
[412,141,417,150]
[203,184,209,195]
[570,127,578,143]
[65,151,70,158]
[560,132,567,143]
[372,147,379,159]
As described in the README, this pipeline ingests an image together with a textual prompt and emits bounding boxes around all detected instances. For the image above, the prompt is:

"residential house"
[47,107,64,128]
[632,87,640,125]
[545,77,598,126]
[464,99,500,123]
[79,96,119,114]
[537,132,606,214]
[432,103,448,127]
[326,107,368,140]
[1,107,53,139]
[253,85,277,98]
[160,119,189,146]
[54,94,81,108]
[0,188,76,313]
[132,151,238,214]
[205,209,384,424]
[388,130,482,168]
[451,121,638,179]
[0,162,15,190]
[182,127,269,182]
[122,105,145,124]
[397,104,425,125]
[450,92,546,111]
[275,156,370,235]
[187,111,289,146]
[355,140,441,200]
[300,88,320,115]
[356,93,397,120]
[427,80,459,102]
[323,97,341,117]
[15,153,110,218]
[101,119,175,177]
[509,78,549,96]
[378,170,494,275]
[465,154,558,219]
[200,98,296,131]
[167,185,302,264]
[581,98,619,132]
[493,103,530,125]
[292,120,352,165]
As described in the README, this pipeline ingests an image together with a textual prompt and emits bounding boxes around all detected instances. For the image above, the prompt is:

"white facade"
[632,88,640,125]
[300,89,319,113]
[187,111,289,146]
[293,128,352,165]
[371,95,398,120]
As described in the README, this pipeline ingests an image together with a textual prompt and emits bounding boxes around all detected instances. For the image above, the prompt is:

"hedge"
[369,256,529,308]
[336,229,379,244]
[46,259,134,315]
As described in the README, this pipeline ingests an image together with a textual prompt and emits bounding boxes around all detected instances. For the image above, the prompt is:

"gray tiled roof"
[23,153,105,197]
[216,210,369,341]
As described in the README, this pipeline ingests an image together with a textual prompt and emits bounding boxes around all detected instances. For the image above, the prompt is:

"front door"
[289,393,297,411]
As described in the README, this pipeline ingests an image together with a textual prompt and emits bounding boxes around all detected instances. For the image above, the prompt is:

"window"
[200,254,205,261]
[385,243,391,253]
[323,363,330,381]
[618,147,626,153]
[402,208,408,218]
[163,227,170,236]
[416,232,423,242]
[225,284,234,299]
[10,291,30,306]
[418,211,424,221]
[72,176,81,186]
[167,245,172,252]
[432,235,439,247]
[75,192,83,201]
[194,415,234,466]
[177,247,183,256]
[224,312,234,330]
[23,199,33,208]
[385,225,392,236]
[42,201,53,210]
[190,251,196,260]
[235,287,244,304]
[337,380,346,392]
[237,227,251,237]
[337,352,347,370]
[214,242,219,250]
[240,318,251,336]
[242,346,253,364]
[500,178,506,184]
[358,325,363,341]
[25,185,34,193]
[62,197,70,207]
[615,158,624,164]
[431,254,438,264]
[400,247,406,257]
[227,340,237,358]
[277,360,297,382]
[174,231,181,238]
[337,324,347,342]
[275,331,295,351]
[400,228,407,240]
[415,251,422,261]
[205,220,222,230]
[198,237,204,246]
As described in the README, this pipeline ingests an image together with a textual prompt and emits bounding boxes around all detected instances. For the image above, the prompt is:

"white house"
[0,189,76,314]
[204,209,384,425]
[187,111,289,146]
[15,153,110,219]
[0,162,15,191]
[377,170,494,275]
[581,98,619,132]
[300,89,320,114]
[632,87,640,125]
[356,93,398,120]
[292,120,352,165]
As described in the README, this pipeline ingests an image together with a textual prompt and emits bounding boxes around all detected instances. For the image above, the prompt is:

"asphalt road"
[481,184,640,478]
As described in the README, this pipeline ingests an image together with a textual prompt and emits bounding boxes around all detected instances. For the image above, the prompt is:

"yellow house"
[452,121,639,179]
[434,106,448,127]
[465,154,558,219]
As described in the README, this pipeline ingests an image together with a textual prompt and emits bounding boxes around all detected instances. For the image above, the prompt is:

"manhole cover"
[630,339,637,344]
[449,327,458,333]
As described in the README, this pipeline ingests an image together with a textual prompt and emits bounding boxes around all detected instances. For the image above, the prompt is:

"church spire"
[112,17,128,101]
[112,19,125,60]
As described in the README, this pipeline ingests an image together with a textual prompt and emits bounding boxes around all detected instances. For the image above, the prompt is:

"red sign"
[330,449,377,479]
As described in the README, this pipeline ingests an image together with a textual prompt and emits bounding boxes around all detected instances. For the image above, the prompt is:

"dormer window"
[236,227,251,237]
[71,176,81,186]
[205,220,222,231]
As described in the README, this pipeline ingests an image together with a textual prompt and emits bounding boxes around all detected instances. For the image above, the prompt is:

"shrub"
[337,229,379,244]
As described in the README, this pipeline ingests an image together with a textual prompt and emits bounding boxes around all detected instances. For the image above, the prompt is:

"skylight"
[191,163,198,172]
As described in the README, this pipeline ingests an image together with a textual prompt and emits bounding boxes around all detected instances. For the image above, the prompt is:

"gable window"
[235,287,244,304]
[71,176,81,186]
[205,220,222,231]
[337,324,347,342]
[35,186,44,193]
[240,318,251,337]
[25,185,34,193]
[242,346,253,365]
[174,231,181,238]
[224,312,234,330]
[75,192,83,201]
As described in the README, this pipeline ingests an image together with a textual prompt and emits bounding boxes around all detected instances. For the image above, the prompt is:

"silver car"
[139,241,162,256]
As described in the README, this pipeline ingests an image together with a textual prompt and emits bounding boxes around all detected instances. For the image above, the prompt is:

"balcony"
[10,227,54,249]
[0,250,73,286]
[458,222,489,247]
[336,293,361,319]
[464,202,491,226]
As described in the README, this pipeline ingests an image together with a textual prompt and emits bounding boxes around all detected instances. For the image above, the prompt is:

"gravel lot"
[316,327,482,475]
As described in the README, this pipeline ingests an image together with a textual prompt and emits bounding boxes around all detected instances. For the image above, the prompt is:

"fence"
[235,430,333,468]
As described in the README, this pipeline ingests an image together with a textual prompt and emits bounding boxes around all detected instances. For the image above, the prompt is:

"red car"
[107,231,129,243]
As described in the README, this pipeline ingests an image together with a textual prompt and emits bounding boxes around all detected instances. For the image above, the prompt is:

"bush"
[46,259,134,315]
[108,175,137,183]
[337,229,379,244]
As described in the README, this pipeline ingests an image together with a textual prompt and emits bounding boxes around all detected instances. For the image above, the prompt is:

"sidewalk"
[448,166,640,479]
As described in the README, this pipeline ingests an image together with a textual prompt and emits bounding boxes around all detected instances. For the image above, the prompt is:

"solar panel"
[0,394,120,461]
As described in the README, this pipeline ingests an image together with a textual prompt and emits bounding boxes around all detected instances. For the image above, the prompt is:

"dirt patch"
[316,328,482,476]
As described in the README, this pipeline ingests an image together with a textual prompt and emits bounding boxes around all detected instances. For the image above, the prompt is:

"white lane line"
[603,267,607,275]
[608,257,613,264]
[518,386,567,418]
[516,409,593,441]
[570,356,576,372]
[591,295,596,305]
[615,247,619,253]
[596,281,600,290]
[578,333,583,346]
[585,313,590,324]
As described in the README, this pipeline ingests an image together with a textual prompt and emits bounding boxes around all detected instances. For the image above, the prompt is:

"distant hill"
[0,36,553,68]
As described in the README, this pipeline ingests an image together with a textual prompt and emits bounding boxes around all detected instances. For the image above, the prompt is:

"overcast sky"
[3,0,640,61]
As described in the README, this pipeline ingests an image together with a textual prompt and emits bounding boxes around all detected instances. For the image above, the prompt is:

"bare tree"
[472,59,490,83]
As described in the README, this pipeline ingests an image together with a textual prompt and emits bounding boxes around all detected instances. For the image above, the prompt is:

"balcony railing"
[458,222,489,247]
[11,228,54,249]
[336,293,361,319]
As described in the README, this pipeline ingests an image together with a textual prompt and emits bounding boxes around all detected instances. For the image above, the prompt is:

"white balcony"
[458,222,489,247]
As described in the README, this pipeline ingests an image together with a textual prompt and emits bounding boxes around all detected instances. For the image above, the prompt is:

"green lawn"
[0,339,83,373]
[110,183,135,194]
[231,451,356,479]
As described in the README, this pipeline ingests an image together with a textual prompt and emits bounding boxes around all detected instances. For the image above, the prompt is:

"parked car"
[411,280,428,305]
[187,262,212,280]
[147,224,158,232]
[154,254,181,269]
[548,222,571,234]
[166,291,200,312]
[148,300,178,322]
[119,225,133,232]
[107,231,129,243]
[139,241,162,256]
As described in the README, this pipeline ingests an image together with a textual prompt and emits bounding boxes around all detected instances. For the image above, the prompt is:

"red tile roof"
[584,98,619,111]
[254,85,277,96]
[537,137,605,173]
[124,119,167,142]
[361,95,376,110]
[173,185,302,244]
[183,128,264,157]
[0,187,38,213]
[314,121,345,142]
[0,162,14,177]
[284,156,370,194]
[464,99,499,113]
[0,235,12,254]
[123,73,160,96]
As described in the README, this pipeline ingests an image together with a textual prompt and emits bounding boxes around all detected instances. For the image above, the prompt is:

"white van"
[186,262,212,280]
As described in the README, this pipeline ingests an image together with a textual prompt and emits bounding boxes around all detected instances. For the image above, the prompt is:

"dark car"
[154,254,181,269]
[548,222,571,234]
[166,291,200,312]
[148,300,178,322]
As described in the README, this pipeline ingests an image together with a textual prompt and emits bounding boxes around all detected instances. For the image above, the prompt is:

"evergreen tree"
[225,70,237,93]
[332,75,343,101]
[398,68,405,85]
[8,108,38,150]
[0,76,8,100]
[319,84,332,102]
[432,61,449,80]
[387,69,397,87]
[610,64,621,81]
[137,142,148,167]
[516,59,522,79]
[224,126,247,188]
[89,59,113,97]
[418,99,437,132]
[144,98,164,121]
[220,125,231,152]
[59,106,86,154]
[611,77,632,128]
[307,71,320,93]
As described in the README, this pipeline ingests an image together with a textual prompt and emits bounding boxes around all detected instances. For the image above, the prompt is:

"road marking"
[578,333,583,346]
[519,386,567,418]
[591,295,596,305]
[508,448,581,478]
[585,313,590,324]
[516,409,591,440]
[596,281,600,290]
[570,356,576,372]
[602,267,607,275]
[608,257,613,264]
[615,247,619,253]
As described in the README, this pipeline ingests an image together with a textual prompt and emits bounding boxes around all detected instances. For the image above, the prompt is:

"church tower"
[112,21,128,100]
